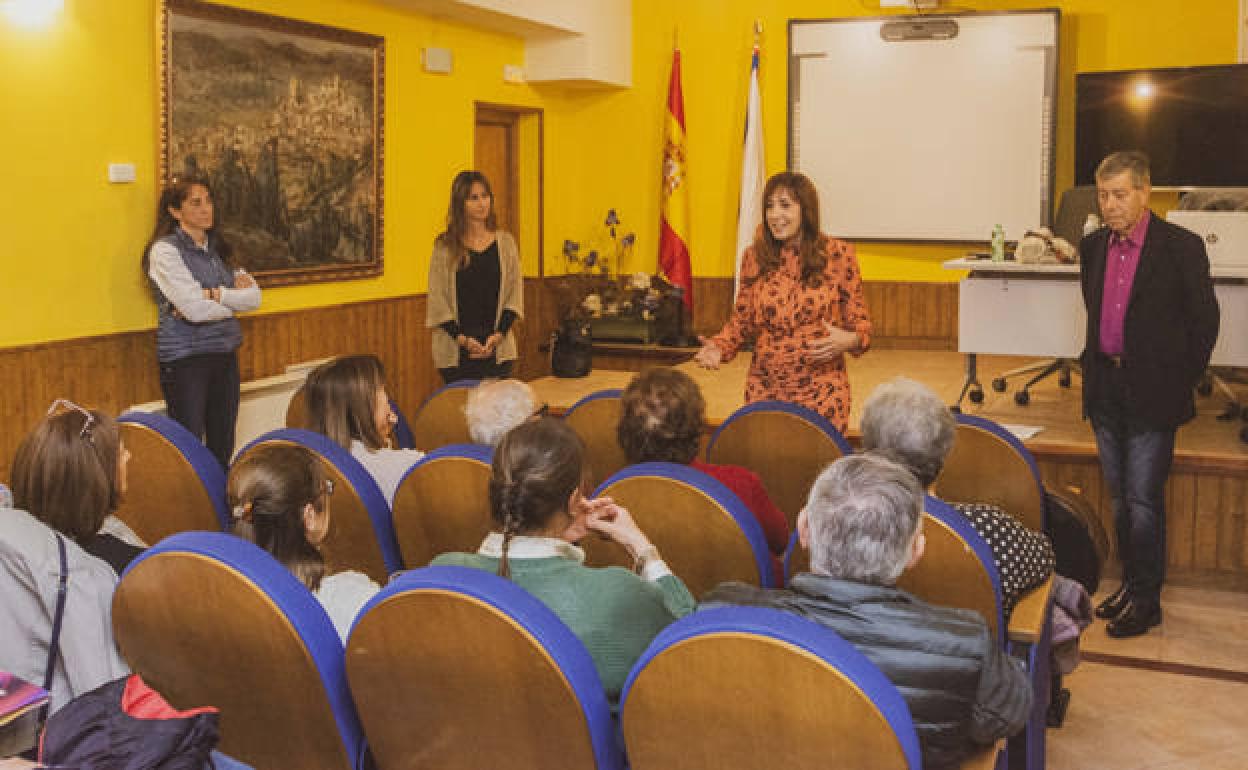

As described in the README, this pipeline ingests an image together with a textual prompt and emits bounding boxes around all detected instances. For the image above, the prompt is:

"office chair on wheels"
[989,186,1097,406]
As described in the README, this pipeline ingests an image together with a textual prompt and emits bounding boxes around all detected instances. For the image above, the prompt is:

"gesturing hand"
[233,271,257,290]
[584,497,653,557]
[806,322,858,364]
[694,335,723,370]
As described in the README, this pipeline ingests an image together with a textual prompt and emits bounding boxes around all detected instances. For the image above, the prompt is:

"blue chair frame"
[238,428,401,576]
[594,462,776,589]
[349,565,624,769]
[119,410,230,530]
[621,606,923,769]
[120,532,367,769]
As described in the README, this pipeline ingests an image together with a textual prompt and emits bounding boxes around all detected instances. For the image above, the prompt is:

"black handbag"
[550,319,592,378]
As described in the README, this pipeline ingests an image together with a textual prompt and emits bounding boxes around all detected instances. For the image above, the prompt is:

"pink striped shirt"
[1098,211,1151,356]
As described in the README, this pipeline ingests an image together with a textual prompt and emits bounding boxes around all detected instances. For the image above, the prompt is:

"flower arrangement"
[555,208,640,321]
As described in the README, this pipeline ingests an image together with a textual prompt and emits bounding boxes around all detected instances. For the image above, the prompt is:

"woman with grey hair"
[860,376,1054,617]
[463,379,542,447]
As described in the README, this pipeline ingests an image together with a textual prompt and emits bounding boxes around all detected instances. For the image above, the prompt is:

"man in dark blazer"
[1079,151,1219,638]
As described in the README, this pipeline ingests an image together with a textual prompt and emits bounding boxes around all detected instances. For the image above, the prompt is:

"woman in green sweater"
[432,418,694,698]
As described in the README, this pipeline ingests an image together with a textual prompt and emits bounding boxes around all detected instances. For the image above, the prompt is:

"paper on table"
[1000,423,1044,441]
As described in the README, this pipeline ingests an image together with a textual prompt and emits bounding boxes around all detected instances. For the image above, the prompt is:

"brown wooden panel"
[114,552,356,769]
[346,589,600,770]
[1168,472,1197,570]
[0,294,444,480]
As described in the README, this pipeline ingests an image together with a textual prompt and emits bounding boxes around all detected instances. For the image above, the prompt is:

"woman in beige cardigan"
[427,170,524,383]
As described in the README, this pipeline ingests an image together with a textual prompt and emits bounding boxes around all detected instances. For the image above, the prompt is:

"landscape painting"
[162,0,385,286]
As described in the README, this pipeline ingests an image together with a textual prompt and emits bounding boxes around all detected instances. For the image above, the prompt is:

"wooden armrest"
[959,739,1004,770]
[1007,573,1055,645]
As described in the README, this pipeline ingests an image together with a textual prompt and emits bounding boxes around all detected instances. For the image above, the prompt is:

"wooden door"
[474,107,519,236]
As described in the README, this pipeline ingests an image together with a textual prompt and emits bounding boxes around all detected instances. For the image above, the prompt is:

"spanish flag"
[659,48,694,311]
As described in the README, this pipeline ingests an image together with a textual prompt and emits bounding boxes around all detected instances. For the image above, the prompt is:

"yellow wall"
[1,0,1240,348]
[552,0,1239,282]
[0,0,548,348]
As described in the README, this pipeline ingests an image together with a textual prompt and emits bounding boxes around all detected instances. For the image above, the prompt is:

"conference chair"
[345,565,625,770]
[704,400,853,532]
[620,606,1001,770]
[585,462,775,596]
[287,382,418,450]
[904,497,1053,770]
[933,413,1047,532]
[390,443,494,568]
[562,388,626,491]
[113,532,367,770]
[235,428,401,584]
[409,378,478,449]
[115,411,229,543]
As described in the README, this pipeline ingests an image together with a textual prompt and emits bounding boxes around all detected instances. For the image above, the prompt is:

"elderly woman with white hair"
[860,376,1054,617]
[463,379,543,447]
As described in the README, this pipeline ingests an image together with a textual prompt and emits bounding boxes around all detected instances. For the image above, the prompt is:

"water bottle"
[991,224,1006,262]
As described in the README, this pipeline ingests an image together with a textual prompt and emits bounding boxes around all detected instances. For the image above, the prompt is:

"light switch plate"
[108,163,136,184]
[503,64,525,84]
[423,47,452,74]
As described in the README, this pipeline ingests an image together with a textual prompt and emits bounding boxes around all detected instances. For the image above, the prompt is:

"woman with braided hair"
[433,418,694,699]
[228,443,379,643]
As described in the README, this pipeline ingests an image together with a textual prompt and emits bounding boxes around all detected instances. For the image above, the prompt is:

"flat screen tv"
[1075,64,1248,188]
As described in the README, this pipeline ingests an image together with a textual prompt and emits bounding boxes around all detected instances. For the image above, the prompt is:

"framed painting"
[162,0,385,286]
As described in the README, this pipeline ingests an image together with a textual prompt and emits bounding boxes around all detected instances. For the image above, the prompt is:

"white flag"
[735,44,766,299]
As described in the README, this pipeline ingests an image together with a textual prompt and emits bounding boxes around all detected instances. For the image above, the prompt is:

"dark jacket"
[701,573,1032,770]
[1079,213,1220,429]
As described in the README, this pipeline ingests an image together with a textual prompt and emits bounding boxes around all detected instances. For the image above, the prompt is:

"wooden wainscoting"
[0,295,447,478]
[1038,455,1248,588]
[688,277,958,350]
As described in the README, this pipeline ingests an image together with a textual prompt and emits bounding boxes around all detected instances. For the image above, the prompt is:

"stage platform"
[529,349,1248,589]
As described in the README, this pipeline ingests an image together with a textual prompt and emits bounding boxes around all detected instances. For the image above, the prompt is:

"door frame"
[474,102,545,277]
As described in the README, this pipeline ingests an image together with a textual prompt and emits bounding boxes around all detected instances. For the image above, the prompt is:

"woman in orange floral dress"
[695,172,871,434]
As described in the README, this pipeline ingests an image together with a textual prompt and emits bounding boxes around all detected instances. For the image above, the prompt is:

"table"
[944,257,1248,409]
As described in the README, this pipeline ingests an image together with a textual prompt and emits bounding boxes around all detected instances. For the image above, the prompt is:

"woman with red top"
[694,171,872,434]
[616,367,787,584]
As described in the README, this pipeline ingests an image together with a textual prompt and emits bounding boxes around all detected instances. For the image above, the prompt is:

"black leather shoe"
[1095,585,1132,620]
[1106,604,1162,638]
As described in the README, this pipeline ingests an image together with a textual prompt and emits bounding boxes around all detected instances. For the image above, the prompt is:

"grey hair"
[805,452,924,586]
[464,379,538,447]
[1095,150,1151,189]
[859,376,954,488]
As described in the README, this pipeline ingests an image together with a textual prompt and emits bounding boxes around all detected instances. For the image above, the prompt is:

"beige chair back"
[705,402,852,532]
[115,413,227,544]
[113,534,363,769]
[585,465,773,597]
[391,445,494,567]
[410,382,475,449]
[933,419,1045,532]
[563,389,627,491]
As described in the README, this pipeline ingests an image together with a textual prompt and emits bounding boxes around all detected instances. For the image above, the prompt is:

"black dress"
[438,240,518,383]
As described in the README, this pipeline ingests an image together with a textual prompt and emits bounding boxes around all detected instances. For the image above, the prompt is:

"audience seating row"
[115,536,1003,770]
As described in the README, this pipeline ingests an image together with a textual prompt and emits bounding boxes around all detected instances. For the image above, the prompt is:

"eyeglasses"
[47,399,96,441]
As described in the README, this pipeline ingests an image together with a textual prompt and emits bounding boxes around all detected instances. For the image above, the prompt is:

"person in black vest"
[1080,151,1219,638]
[142,176,261,469]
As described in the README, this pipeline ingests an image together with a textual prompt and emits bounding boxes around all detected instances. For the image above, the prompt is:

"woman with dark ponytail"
[228,444,378,642]
[433,418,694,699]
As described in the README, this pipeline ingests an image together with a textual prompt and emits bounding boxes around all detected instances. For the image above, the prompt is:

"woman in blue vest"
[142,175,261,469]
